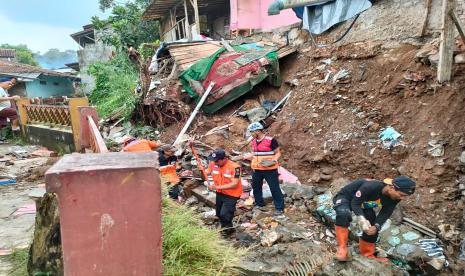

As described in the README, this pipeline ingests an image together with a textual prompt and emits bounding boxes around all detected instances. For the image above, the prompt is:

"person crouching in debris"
[205,149,243,236]
[121,136,159,152]
[157,144,182,199]
[245,122,285,217]
[333,176,416,262]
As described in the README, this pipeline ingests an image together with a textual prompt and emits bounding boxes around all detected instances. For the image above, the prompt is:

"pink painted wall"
[230,0,301,31]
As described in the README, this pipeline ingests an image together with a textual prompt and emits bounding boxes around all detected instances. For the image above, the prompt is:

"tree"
[92,0,159,50]
[0,44,38,66]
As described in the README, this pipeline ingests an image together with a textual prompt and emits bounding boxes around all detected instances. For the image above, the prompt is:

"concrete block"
[45,152,162,276]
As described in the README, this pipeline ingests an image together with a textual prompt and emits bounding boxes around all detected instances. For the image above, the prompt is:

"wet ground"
[0,143,48,275]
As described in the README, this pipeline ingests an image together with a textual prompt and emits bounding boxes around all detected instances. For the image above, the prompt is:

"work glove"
[243,153,253,160]
[356,216,371,231]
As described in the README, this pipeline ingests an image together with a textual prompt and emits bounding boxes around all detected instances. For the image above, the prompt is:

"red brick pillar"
[46,152,162,276]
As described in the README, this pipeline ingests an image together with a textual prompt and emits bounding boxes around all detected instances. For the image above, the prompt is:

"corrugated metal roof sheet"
[0,61,80,81]
[167,41,223,71]
[0,49,16,58]
[166,41,296,71]
[143,0,229,20]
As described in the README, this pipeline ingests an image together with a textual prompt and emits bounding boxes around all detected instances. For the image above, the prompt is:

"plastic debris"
[13,204,36,216]
[396,244,417,256]
[379,127,402,149]
[459,238,465,261]
[417,239,446,259]
[388,236,401,246]
[427,140,446,157]
[332,69,350,83]
[0,179,16,185]
[438,224,460,240]
[391,227,400,236]
[402,231,421,241]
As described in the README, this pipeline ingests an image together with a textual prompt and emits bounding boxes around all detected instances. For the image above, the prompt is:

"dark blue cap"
[208,149,226,162]
[393,176,416,195]
[0,77,12,83]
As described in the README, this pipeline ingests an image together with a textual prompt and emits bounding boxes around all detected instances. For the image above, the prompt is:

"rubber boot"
[335,226,349,261]
[359,238,388,262]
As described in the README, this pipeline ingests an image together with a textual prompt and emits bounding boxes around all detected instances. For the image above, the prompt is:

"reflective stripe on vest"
[251,137,279,170]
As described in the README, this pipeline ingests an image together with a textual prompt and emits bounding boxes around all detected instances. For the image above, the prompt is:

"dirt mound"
[269,42,465,232]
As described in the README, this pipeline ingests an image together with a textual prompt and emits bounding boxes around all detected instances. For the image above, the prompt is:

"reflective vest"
[208,160,243,198]
[159,164,180,185]
[123,139,159,152]
[251,136,279,170]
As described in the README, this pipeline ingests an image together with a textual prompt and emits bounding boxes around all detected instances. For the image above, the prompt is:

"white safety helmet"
[247,122,264,132]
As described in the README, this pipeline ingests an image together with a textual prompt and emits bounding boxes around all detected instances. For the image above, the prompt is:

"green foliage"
[92,0,159,49]
[5,248,29,276]
[162,197,240,275]
[0,44,38,66]
[87,53,138,120]
[129,125,160,141]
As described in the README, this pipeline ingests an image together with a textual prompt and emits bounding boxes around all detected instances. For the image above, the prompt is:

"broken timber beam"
[450,10,465,43]
[173,82,215,145]
[221,38,236,52]
[438,0,455,83]
[420,0,432,36]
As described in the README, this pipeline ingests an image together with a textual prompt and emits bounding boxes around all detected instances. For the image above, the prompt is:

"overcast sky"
[0,0,110,53]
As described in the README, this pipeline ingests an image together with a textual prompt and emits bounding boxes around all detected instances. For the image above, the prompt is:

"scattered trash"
[403,71,426,82]
[459,238,465,261]
[0,248,13,256]
[458,151,465,165]
[417,239,446,259]
[260,230,281,247]
[202,210,216,219]
[332,69,350,83]
[239,107,269,123]
[402,231,421,241]
[396,244,417,256]
[31,148,58,157]
[427,140,446,157]
[0,179,16,185]
[13,204,37,216]
[388,236,401,246]
[240,222,258,230]
[402,218,436,238]
[438,224,460,240]
[261,100,277,111]
[379,127,402,149]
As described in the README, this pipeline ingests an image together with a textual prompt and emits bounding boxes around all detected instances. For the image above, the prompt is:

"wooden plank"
[438,0,455,83]
[170,48,220,58]
[172,52,217,60]
[421,0,433,36]
[277,47,297,58]
[68,97,89,152]
[169,45,220,53]
[450,10,465,43]
[173,56,211,65]
[193,0,200,34]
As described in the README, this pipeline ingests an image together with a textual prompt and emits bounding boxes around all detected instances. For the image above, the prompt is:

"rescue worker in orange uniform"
[121,136,159,152]
[246,122,284,216]
[205,149,243,236]
[333,176,416,262]
[157,144,182,199]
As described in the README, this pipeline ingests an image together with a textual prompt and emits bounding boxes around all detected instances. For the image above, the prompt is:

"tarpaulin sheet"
[298,0,372,35]
[179,46,281,113]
